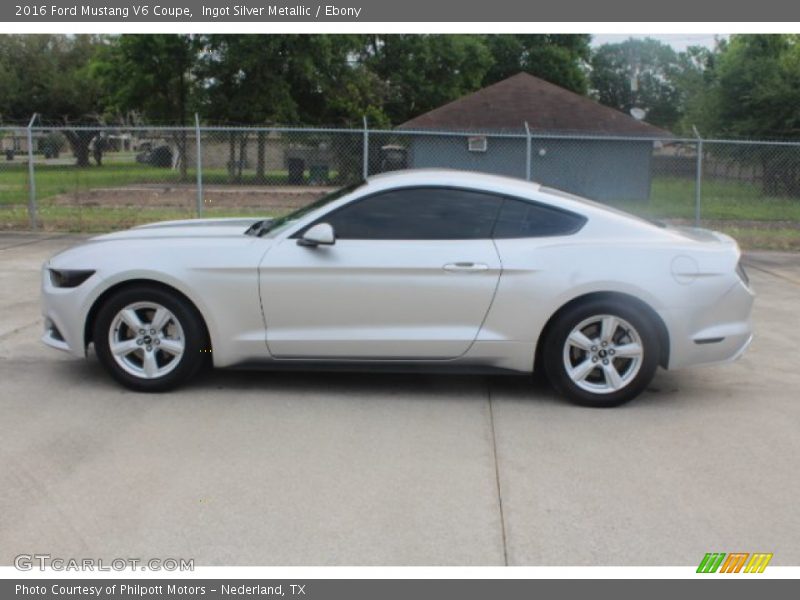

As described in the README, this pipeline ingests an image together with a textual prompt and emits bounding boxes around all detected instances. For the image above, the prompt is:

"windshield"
[251,180,365,237]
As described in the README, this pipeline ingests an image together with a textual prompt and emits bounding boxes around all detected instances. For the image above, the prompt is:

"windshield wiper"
[245,220,274,237]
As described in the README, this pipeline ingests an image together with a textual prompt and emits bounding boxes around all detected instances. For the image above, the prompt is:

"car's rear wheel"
[93,285,208,392]
[543,299,659,407]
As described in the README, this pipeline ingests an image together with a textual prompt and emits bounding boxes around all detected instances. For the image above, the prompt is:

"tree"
[701,35,800,138]
[482,34,591,94]
[94,34,198,176]
[672,45,717,134]
[363,35,494,124]
[195,35,289,181]
[589,37,687,130]
[695,35,800,194]
[96,34,197,124]
[0,35,108,166]
[197,34,381,126]
[195,35,382,181]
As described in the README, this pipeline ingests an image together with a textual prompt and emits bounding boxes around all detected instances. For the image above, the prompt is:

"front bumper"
[40,264,96,358]
[42,316,72,352]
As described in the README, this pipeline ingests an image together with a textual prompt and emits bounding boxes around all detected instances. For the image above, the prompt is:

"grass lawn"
[0,162,189,206]
[713,226,800,252]
[0,160,341,206]
[2,161,800,249]
[612,177,800,222]
[0,204,277,233]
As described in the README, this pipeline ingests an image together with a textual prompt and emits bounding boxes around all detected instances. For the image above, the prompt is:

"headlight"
[736,261,750,286]
[49,269,95,288]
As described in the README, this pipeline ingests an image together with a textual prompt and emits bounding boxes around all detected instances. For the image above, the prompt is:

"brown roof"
[398,72,671,137]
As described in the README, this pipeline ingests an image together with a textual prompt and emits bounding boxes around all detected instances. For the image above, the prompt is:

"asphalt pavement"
[0,232,797,566]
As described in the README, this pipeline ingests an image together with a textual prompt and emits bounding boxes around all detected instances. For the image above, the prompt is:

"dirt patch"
[665,218,800,230]
[50,185,333,212]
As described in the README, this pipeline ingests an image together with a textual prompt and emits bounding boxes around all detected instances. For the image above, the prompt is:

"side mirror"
[297,223,335,247]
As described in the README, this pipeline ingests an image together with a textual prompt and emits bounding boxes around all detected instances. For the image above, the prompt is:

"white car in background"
[40,169,754,407]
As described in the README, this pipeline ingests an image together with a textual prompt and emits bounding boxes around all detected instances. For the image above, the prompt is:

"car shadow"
[53,352,698,410]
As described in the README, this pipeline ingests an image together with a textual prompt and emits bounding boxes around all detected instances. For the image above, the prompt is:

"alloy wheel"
[108,301,185,379]
[561,314,644,395]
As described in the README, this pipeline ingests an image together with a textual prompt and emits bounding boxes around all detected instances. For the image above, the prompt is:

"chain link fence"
[0,125,35,228]
[3,121,800,246]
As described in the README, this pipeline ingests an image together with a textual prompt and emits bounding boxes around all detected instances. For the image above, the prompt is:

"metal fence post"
[524,121,532,181]
[195,114,203,218]
[693,126,703,227]
[26,113,38,230]
[362,116,369,180]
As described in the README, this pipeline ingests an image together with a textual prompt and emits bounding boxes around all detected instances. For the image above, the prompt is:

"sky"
[590,34,727,51]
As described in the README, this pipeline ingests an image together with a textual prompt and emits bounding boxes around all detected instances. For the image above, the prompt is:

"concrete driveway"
[0,232,798,566]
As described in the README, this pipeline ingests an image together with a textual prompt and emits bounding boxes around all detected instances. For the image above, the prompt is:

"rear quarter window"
[493,197,587,238]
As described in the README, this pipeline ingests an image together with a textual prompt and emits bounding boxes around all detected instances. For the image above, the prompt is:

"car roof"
[365,168,543,195]
[363,168,602,217]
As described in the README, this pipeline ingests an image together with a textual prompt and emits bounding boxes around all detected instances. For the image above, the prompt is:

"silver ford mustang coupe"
[41,169,754,407]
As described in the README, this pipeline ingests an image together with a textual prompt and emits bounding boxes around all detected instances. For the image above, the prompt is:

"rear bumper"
[662,279,755,370]
[730,333,754,362]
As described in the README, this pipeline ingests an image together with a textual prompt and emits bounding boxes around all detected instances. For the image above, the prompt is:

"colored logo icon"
[697,552,773,573]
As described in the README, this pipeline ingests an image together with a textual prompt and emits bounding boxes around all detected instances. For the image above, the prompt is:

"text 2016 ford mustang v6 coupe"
[41,169,754,407]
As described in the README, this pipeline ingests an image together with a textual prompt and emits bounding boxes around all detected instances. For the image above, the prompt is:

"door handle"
[443,262,490,272]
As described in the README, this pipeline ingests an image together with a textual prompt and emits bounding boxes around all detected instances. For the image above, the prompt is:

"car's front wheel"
[93,285,208,392]
[543,299,659,407]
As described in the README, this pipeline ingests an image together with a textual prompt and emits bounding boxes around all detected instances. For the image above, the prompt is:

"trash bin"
[4,149,14,161]
[149,145,173,168]
[380,145,407,172]
[287,158,305,184]
[309,164,329,185]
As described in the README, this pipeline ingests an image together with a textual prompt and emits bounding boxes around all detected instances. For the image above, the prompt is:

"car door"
[259,186,503,359]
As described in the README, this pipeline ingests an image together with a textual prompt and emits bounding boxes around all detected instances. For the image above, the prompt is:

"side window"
[493,197,586,238]
[319,187,503,240]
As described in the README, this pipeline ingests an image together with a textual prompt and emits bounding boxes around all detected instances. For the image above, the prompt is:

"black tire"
[93,285,209,392]
[542,299,659,408]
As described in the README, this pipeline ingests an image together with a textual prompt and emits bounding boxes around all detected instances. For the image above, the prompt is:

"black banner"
[1,0,797,22]
[3,579,799,600]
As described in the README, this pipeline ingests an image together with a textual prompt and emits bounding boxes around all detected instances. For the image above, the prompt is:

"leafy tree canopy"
[699,34,800,139]
[0,34,106,123]
[483,34,591,94]
[589,37,706,131]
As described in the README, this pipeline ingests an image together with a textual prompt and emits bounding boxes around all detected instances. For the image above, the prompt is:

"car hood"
[89,217,269,242]
[45,217,275,270]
